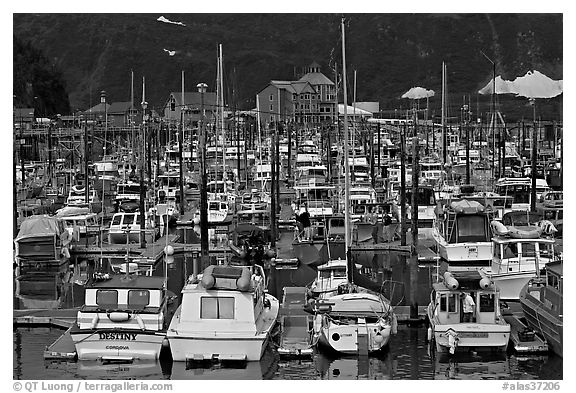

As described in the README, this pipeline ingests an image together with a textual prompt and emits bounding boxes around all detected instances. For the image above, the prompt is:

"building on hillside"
[162,91,218,127]
[255,61,336,127]
[14,108,35,130]
[107,101,139,127]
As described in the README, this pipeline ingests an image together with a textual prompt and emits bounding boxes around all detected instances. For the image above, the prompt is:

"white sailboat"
[310,18,396,355]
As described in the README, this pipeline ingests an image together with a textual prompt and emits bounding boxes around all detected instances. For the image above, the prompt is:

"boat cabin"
[491,236,556,275]
[177,265,267,332]
[78,275,167,330]
[431,272,503,325]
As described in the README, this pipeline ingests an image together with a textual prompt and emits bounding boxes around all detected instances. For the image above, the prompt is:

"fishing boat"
[481,220,557,300]
[167,264,280,362]
[70,275,175,361]
[519,260,563,357]
[206,199,233,226]
[426,271,510,354]
[432,200,495,271]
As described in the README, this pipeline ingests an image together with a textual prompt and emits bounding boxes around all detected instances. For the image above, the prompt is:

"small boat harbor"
[13,23,563,380]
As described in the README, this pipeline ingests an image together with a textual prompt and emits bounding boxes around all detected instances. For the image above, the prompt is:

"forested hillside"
[13,13,562,121]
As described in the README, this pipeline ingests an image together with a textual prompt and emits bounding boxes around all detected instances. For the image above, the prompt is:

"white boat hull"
[168,333,270,362]
[432,324,510,353]
[70,330,166,360]
[318,320,391,354]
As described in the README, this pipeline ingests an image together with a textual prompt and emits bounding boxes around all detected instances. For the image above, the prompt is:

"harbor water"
[13,228,562,380]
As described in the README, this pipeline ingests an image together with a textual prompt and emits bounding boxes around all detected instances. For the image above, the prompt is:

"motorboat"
[14,215,73,274]
[167,264,279,362]
[481,220,558,300]
[70,274,175,361]
[66,185,99,206]
[55,206,99,239]
[432,200,495,271]
[519,260,563,357]
[426,271,510,354]
[107,212,158,245]
[311,290,396,355]
[207,199,232,225]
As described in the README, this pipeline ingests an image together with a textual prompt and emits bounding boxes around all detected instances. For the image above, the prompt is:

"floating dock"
[71,234,180,263]
[277,287,314,359]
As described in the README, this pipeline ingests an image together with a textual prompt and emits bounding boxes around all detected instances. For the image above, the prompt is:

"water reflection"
[433,351,512,380]
[76,360,170,380]
[315,352,393,380]
[167,342,279,380]
[14,273,69,310]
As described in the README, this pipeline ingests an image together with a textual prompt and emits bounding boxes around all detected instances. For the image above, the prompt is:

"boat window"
[123,215,135,225]
[503,243,517,259]
[494,244,502,259]
[479,294,495,312]
[96,290,118,309]
[135,215,141,225]
[200,297,235,319]
[547,274,559,290]
[111,215,122,226]
[128,290,150,309]
[447,294,457,313]
[456,215,487,243]
[540,243,554,259]
[520,242,536,258]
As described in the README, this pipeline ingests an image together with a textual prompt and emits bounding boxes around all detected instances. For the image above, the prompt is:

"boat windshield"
[320,268,346,279]
[455,215,488,243]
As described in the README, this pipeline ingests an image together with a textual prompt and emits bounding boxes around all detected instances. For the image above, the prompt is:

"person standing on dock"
[299,203,311,240]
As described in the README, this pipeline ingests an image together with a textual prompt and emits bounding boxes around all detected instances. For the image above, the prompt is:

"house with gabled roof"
[163,91,218,126]
[107,101,139,127]
[255,61,336,127]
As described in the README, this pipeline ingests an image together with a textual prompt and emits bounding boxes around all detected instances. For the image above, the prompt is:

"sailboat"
[310,18,396,355]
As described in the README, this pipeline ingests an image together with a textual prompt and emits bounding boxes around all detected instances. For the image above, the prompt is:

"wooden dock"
[71,233,180,263]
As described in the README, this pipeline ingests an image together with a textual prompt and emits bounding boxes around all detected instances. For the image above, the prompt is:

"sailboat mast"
[441,62,447,164]
[341,17,351,251]
[219,44,226,190]
[131,70,135,169]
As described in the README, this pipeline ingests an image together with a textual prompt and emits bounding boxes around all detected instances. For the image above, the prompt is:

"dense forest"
[13,13,562,121]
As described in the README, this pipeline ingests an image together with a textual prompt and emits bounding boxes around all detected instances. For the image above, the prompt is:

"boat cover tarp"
[55,206,91,217]
[15,215,67,259]
[16,215,61,240]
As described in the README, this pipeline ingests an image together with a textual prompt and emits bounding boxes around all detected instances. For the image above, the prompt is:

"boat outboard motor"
[443,272,459,290]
